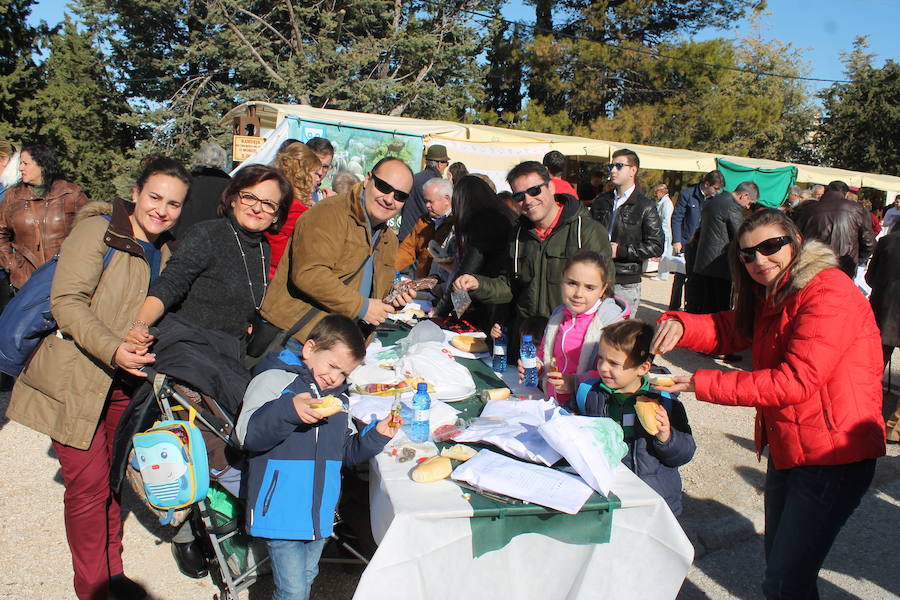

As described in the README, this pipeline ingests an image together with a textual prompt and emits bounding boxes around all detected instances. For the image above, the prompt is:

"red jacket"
[265,198,309,279]
[661,241,885,469]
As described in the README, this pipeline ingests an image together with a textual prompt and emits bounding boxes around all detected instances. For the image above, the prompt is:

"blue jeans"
[265,538,327,600]
[762,458,876,600]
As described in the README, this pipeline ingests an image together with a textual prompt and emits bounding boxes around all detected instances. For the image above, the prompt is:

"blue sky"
[29,0,898,91]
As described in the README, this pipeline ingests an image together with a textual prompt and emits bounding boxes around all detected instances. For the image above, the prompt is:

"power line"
[424,0,851,85]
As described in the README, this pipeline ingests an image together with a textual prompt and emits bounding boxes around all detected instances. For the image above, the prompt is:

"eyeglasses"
[511,182,549,203]
[238,191,279,215]
[371,173,409,202]
[738,236,792,263]
[607,162,633,172]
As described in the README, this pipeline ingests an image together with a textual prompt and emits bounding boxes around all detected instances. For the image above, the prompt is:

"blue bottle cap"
[522,334,532,343]
[417,382,428,392]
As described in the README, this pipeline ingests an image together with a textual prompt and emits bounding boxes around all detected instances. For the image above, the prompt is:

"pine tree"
[818,37,900,175]
[18,17,136,199]
[0,0,46,139]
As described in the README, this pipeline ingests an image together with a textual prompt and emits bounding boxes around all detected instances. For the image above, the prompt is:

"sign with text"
[232,135,266,162]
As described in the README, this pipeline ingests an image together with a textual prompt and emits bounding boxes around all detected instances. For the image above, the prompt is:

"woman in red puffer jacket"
[652,208,885,600]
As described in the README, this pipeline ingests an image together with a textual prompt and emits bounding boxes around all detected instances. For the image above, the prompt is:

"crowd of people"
[0,136,893,600]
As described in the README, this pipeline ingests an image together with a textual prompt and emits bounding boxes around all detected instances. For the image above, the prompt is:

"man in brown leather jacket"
[794,180,875,277]
[0,144,89,288]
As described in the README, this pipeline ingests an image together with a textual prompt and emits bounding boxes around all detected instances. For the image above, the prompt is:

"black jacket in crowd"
[590,188,664,285]
[172,167,231,239]
[794,190,875,277]
[693,192,744,280]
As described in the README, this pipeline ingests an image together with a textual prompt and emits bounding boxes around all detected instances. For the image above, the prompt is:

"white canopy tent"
[221,102,900,195]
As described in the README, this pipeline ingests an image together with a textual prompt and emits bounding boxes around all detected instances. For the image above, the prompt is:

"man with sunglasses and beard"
[453,160,613,351]
[589,148,664,314]
[687,181,758,315]
[260,157,416,345]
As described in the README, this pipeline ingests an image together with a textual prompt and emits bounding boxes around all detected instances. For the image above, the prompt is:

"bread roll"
[635,396,660,435]
[481,388,511,402]
[311,395,344,418]
[411,455,453,483]
[441,444,477,462]
[451,335,489,353]
[647,373,676,387]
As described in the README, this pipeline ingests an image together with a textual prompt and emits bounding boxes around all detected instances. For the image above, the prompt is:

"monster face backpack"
[131,407,209,525]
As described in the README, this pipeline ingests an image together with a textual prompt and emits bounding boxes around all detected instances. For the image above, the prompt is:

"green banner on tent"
[716,158,798,208]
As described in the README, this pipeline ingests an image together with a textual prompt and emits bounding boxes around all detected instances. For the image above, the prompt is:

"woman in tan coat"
[7,156,191,600]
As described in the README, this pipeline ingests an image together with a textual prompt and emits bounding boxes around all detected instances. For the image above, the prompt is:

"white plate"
[434,382,477,403]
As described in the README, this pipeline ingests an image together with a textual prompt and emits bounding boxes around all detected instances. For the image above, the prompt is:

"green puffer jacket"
[473,195,614,324]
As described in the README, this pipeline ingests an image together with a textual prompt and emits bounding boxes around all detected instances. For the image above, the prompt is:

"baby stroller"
[109,315,266,599]
[143,367,269,600]
[111,315,369,598]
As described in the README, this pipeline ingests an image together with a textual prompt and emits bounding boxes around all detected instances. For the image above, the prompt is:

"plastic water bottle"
[394,270,403,284]
[409,383,431,443]
[492,327,508,373]
[521,334,539,387]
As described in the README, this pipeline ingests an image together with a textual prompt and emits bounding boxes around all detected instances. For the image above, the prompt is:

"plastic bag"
[394,341,475,400]
[397,319,445,354]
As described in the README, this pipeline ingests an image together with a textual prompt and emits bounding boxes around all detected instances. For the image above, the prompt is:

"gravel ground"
[1,275,898,600]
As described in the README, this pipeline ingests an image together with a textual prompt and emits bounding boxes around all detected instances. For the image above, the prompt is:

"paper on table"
[451,449,594,514]
[452,400,561,466]
[538,411,624,496]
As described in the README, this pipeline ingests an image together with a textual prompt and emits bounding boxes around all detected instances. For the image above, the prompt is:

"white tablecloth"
[354,452,694,599]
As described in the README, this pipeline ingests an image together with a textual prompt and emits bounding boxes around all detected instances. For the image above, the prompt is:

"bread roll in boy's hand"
[636,396,672,442]
[292,393,326,424]
[635,396,661,436]
[309,395,344,418]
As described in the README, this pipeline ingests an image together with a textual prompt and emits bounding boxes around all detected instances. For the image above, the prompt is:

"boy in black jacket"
[573,319,695,514]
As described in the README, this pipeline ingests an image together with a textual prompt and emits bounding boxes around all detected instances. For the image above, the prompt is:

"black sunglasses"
[738,236,792,263]
[511,182,549,203]
[371,173,409,202]
[607,162,632,171]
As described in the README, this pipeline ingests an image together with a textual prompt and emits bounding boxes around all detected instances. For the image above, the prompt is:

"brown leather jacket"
[0,179,89,288]
[794,190,875,276]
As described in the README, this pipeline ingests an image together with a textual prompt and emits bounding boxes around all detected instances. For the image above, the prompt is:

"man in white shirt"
[651,183,674,281]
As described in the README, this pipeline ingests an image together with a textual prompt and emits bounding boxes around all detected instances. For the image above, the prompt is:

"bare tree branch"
[223,2,292,48]
[284,0,303,53]
[217,3,286,84]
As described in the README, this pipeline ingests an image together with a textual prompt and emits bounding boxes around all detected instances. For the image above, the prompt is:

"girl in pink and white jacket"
[541,250,627,405]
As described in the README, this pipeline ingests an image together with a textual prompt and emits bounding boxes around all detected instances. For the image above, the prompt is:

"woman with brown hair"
[0,143,89,289]
[9,156,190,599]
[653,208,885,599]
[267,141,322,277]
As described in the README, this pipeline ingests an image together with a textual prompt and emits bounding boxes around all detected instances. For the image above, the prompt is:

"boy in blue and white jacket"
[572,319,695,515]
[236,315,400,600]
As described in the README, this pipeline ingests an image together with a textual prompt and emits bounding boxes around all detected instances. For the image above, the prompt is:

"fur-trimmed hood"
[74,199,113,226]
[774,239,839,303]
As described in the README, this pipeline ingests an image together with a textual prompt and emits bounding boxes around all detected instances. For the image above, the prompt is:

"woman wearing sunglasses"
[652,208,885,599]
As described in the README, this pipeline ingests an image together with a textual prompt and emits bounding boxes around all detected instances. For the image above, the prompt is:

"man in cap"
[398,144,450,241]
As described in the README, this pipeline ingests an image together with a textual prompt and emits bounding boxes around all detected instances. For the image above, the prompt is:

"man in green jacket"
[453,161,614,343]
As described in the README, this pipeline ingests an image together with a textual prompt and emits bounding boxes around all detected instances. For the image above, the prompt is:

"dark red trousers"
[53,389,130,600]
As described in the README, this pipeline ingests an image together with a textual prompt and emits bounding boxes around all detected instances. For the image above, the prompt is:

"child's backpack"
[131,407,209,525]
[0,216,114,377]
